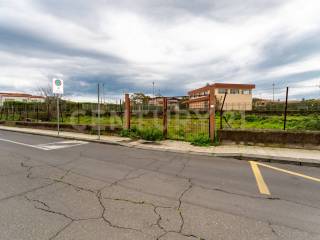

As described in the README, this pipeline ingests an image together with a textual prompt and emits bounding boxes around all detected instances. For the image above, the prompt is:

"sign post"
[97,83,101,140]
[53,79,64,135]
[57,96,60,135]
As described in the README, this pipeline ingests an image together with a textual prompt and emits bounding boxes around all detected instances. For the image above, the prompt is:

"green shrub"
[138,128,163,141]
[120,126,140,138]
[233,112,242,120]
[245,115,258,122]
[119,129,131,137]
[177,129,186,138]
[120,126,163,141]
[190,134,211,147]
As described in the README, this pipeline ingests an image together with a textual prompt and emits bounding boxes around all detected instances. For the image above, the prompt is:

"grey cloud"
[256,31,320,70]
[31,0,102,29]
[1,0,320,100]
[32,0,285,23]
[0,25,124,63]
[256,70,320,88]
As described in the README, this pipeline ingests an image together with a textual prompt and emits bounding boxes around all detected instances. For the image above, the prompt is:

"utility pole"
[152,82,155,98]
[102,83,105,104]
[209,89,216,143]
[272,82,275,102]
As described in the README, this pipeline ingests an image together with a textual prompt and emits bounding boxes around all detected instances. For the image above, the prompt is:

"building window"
[242,89,252,94]
[218,88,228,94]
[230,89,239,94]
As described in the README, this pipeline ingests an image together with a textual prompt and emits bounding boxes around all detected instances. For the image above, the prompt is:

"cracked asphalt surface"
[0,130,319,240]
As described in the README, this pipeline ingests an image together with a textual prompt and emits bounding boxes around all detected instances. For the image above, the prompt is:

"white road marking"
[37,141,88,150]
[0,138,49,150]
[0,138,88,151]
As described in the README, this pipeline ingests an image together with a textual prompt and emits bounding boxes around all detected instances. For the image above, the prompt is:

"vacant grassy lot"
[1,112,319,140]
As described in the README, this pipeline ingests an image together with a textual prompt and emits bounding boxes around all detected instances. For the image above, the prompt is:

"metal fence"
[130,99,210,141]
[1,87,319,141]
[0,99,125,132]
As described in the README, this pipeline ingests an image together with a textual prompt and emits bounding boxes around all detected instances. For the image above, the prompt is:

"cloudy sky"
[1,0,320,101]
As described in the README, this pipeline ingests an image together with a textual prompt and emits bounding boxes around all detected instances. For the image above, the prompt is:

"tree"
[131,93,150,104]
[37,84,53,98]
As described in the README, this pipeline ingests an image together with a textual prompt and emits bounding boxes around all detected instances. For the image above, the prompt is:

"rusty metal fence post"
[163,97,168,138]
[220,92,227,130]
[283,87,289,130]
[125,93,131,130]
[209,89,216,143]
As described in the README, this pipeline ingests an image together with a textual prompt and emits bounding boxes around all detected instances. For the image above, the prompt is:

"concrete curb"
[1,126,320,167]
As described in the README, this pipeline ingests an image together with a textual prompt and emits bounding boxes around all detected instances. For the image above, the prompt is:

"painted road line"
[256,162,320,183]
[37,140,88,150]
[0,138,49,150]
[0,138,88,151]
[250,161,271,195]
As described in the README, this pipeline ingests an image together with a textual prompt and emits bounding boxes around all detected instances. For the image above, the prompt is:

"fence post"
[209,89,216,143]
[26,104,28,120]
[12,106,15,121]
[47,102,50,121]
[36,103,39,122]
[220,92,227,130]
[125,94,131,130]
[283,87,289,130]
[77,102,80,124]
[163,97,168,138]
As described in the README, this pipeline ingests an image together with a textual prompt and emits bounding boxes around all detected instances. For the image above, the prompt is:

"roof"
[150,97,180,100]
[0,92,44,98]
[185,96,209,104]
[30,96,45,99]
[188,83,256,95]
[0,93,32,97]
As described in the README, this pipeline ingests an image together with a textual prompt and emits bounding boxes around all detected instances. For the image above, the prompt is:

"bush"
[119,129,131,137]
[233,112,242,120]
[138,128,163,141]
[190,134,211,147]
[120,126,163,141]
[177,129,186,138]
[120,126,139,138]
[245,115,258,122]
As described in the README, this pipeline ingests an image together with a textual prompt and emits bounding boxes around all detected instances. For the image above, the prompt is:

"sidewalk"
[1,125,320,167]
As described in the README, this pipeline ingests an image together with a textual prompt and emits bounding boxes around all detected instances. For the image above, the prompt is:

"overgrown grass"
[120,126,163,141]
[1,112,320,142]
[189,134,211,147]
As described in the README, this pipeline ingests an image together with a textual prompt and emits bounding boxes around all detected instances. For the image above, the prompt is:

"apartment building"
[188,83,256,111]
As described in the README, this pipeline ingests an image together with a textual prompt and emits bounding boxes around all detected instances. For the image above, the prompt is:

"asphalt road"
[0,130,319,240]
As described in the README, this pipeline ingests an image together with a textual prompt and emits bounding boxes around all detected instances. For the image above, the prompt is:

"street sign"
[53,79,64,95]
[52,78,64,135]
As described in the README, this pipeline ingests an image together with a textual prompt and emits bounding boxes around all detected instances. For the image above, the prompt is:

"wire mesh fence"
[0,98,125,134]
[219,86,320,132]
[0,85,319,140]
[129,98,210,141]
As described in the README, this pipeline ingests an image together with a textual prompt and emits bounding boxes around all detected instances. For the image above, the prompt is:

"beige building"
[187,83,256,111]
[149,97,180,110]
[0,93,45,106]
